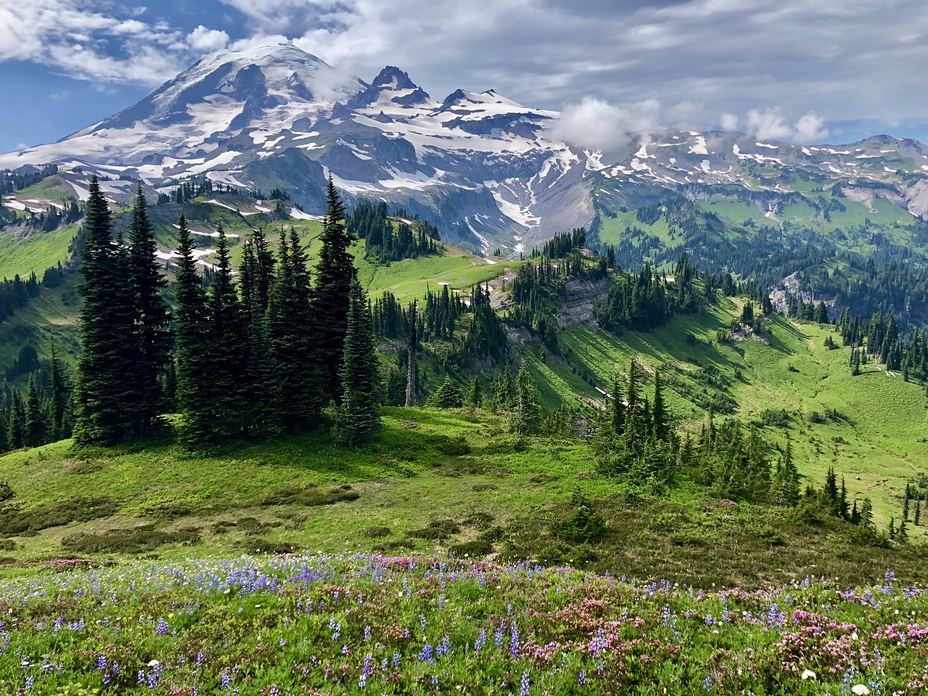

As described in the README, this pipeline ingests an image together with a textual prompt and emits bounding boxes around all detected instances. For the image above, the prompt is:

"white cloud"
[665,101,703,129]
[720,112,739,131]
[187,26,230,53]
[548,97,661,152]
[793,111,829,142]
[746,108,795,141]
[743,107,830,143]
[0,2,208,84]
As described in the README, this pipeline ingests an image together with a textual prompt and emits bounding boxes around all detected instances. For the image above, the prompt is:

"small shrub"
[407,519,460,540]
[0,539,15,551]
[240,538,296,554]
[62,525,201,554]
[757,408,792,428]
[551,490,605,544]
[362,526,391,539]
[0,482,13,503]
[261,485,360,507]
[435,435,471,456]
[753,526,785,547]
[463,511,494,530]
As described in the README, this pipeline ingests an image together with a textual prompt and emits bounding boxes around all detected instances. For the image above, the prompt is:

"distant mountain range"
[3,42,928,257]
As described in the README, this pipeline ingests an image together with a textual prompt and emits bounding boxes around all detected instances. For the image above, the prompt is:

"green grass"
[0,224,78,281]
[520,299,928,537]
[357,245,514,303]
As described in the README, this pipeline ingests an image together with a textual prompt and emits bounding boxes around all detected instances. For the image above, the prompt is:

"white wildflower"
[801,669,816,681]
[851,685,870,695]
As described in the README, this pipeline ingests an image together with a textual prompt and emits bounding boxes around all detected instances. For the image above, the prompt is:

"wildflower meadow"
[0,554,925,694]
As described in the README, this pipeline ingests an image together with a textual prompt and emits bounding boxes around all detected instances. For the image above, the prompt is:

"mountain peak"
[371,66,419,91]
[348,66,431,109]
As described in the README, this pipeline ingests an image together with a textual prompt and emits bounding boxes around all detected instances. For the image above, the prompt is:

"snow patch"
[688,136,708,156]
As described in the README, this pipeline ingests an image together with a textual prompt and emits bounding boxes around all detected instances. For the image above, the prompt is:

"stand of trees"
[347,200,440,264]
[597,254,702,333]
[836,309,928,382]
[73,176,381,449]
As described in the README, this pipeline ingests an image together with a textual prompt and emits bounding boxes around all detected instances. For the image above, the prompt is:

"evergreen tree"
[405,300,418,407]
[510,363,542,436]
[7,392,23,450]
[468,376,483,407]
[493,364,515,409]
[127,186,171,436]
[903,488,911,521]
[652,372,668,441]
[609,370,625,438]
[313,179,356,403]
[814,300,829,324]
[333,278,381,445]
[839,477,849,519]
[267,231,320,430]
[915,494,922,526]
[434,379,464,408]
[202,226,247,441]
[772,438,800,505]
[73,176,137,446]
[173,214,212,447]
[850,500,861,525]
[860,497,874,529]
[47,342,69,439]
[23,375,45,448]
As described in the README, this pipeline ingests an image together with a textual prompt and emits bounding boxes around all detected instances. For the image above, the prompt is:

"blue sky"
[2,1,928,153]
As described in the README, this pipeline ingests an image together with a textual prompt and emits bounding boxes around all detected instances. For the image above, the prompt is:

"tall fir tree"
[510,363,543,436]
[468,375,483,407]
[202,225,247,442]
[405,300,417,407]
[7,392,23,450]
[333,278,381,445]
[267,230,320,430]
[73,176,138,446]
[239,227,281,436]
[127,186,172,436]
[651,372,668,441]
[47,342,69,440]
[23,375,45,448]
[172,214,212,447]
[313,179,356,403]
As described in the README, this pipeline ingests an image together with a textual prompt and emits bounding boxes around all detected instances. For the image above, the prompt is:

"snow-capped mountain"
[2,43,928,255]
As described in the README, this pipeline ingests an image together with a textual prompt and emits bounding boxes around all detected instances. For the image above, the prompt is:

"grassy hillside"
[520,298,928,536]
[0,405,926,590]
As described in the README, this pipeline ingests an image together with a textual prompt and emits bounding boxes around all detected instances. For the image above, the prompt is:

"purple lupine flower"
[418,644,434,665]
[578,670,587,686]
[437,634,451,656]
[474,629,487,651]
[364,625,371,642]
[520,670,530,696]
[392,651,401,668]
[155,618,169,636]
